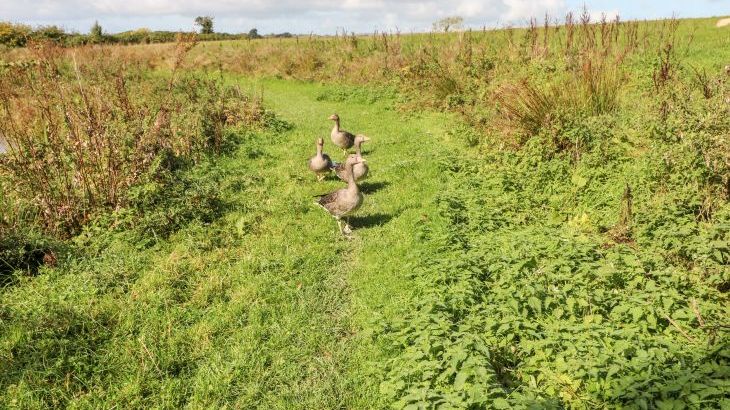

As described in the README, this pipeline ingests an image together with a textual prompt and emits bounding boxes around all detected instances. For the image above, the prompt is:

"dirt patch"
[717,18,730,28]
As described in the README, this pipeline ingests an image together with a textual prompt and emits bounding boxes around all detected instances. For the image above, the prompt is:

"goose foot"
[317,174,326,181]
[336,219,353,237]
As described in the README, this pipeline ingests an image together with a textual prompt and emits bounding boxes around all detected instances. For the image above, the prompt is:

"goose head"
[354,135,370,145]
[343,154,360,165]
[344,154,366,166]
[316,137,324,147]
[328,114,340,121]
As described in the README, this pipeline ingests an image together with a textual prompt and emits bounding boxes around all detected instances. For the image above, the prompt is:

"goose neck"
[346,163,358,190]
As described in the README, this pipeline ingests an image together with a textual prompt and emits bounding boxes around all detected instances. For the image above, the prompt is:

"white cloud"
[587,9,620,22]
[502,0,566,21]
[3,0,572,34]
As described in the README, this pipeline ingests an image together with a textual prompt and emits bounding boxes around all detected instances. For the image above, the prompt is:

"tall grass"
[0,37,266,237]
[124,12,694,153]
[495,52,622,149]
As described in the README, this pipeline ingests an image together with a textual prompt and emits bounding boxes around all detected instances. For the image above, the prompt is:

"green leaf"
[454,370,469,390]
[528,296,542,315]
[571,173,588,188]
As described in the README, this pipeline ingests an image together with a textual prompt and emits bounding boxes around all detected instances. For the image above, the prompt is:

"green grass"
[0,77,464,408]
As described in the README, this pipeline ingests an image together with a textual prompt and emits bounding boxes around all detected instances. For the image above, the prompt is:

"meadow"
[0,14,729,409]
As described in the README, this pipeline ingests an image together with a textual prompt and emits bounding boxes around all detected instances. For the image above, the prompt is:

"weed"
[0,40,266,236]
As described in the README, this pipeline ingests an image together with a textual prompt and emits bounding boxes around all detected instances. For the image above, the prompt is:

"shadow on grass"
[349,212,396,229]
[360,181,390,194]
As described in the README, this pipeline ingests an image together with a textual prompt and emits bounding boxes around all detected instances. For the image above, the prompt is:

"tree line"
[0,17,283,48]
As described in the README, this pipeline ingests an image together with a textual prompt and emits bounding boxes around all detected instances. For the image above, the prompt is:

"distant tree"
[248,28,261,39]
[32,25,66,42]
[432,16,464,33]
[0,22,31,47]
[90,20,103,38]
[195,16,214,34]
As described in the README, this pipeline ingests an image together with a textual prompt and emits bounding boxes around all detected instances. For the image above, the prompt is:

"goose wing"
[330,161,349,181]
[316,189,341,212]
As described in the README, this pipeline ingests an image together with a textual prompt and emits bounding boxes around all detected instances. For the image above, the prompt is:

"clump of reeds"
[495,51,622,143]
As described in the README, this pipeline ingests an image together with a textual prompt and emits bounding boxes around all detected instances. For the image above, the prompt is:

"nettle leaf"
[630,306,644,322]
[454,370,469,390]
[528,297,542,315]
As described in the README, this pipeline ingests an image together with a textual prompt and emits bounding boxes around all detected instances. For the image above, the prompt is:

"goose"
[329,113,356,155]
[316,155,366,235]
[333,135,370,182]
[307,137,333,181]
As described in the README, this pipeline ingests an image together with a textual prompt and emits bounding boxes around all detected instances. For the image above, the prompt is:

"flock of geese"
[308,114,370,236]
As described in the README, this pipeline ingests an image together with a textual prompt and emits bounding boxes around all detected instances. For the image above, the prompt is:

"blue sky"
[3,0,729,35]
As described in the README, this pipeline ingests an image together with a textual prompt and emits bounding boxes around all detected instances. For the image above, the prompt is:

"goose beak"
[328,114,337,120]
[362,136,371,142]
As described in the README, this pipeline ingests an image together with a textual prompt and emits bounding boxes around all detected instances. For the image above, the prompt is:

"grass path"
[0,77,462,408]
[224,77,460,407]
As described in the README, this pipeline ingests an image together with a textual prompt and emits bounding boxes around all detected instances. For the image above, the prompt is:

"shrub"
[0,22,31,47]
[0,39,267,237]
[0,187,61,281]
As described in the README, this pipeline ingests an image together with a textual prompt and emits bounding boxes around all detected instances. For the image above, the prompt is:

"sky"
[2,0,729,35]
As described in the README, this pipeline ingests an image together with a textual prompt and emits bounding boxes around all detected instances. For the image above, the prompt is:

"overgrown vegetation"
[0,35,283,286]
[0,13,728,409]
[376,112,729,407]
[0,37,271,237]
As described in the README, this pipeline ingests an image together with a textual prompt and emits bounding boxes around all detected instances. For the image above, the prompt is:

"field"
[1,15,729,409]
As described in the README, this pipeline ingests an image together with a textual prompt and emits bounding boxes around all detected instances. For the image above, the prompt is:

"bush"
[0,188,61,281]
[0,22,31,47]
[0,39,267,237]
[124,153,226,243]
[0,230,58,283]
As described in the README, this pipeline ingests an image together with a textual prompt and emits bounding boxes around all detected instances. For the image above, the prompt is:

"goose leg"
[343,218,353,235]
[336,219,345,235]
[317,173,325,182]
